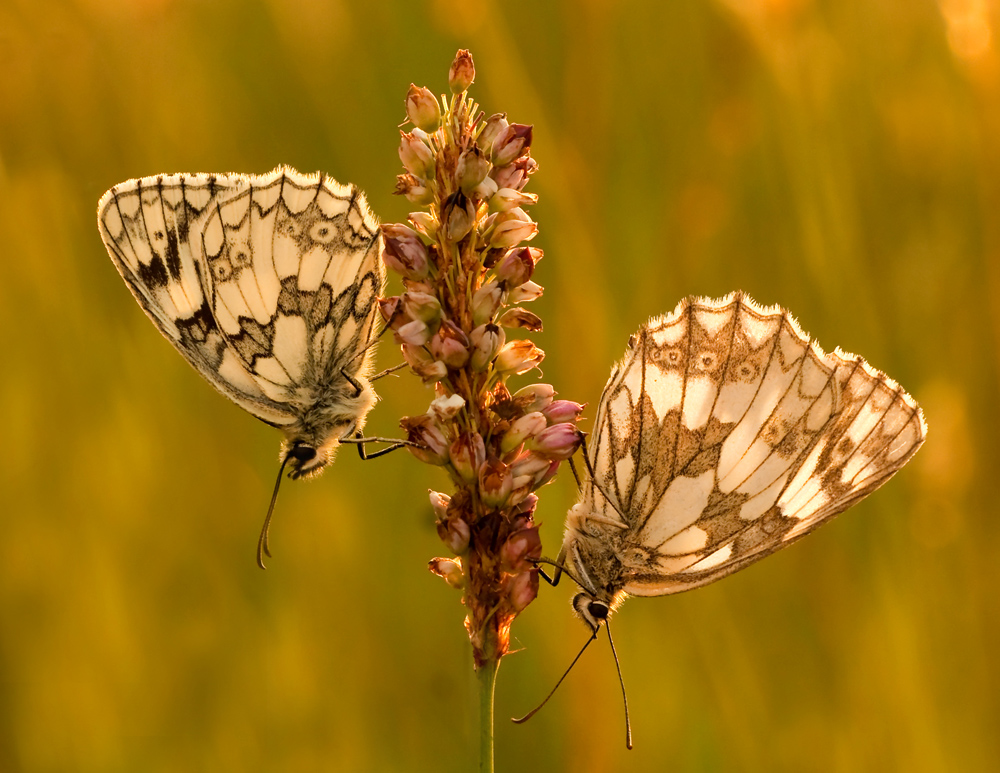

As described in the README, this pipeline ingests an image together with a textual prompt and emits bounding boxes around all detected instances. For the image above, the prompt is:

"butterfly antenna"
[257,452,295,570]
[512,631,597,725]
[605,620,633,750]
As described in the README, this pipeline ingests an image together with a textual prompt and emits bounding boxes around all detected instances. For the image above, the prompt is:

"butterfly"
[557,291,926,630]
[98,166,386,566]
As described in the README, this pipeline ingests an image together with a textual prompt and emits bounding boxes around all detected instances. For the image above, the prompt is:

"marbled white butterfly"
[559,292,926,631]
[98,167,385,566]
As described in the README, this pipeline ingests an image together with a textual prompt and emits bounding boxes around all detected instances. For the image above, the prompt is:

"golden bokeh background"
[1,0,995,770]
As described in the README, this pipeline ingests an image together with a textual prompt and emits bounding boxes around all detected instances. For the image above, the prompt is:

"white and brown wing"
[577,292,925,597]
[196,168,383,409]
[98,167,383,427]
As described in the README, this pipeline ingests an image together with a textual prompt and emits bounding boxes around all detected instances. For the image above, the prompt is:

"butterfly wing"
[581,292,925,597]
[98,172,295,425]
[195,168,384,410]
[98,168,384,428]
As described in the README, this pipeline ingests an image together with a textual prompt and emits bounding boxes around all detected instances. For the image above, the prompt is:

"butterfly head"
[572,592,612,632]
[281,418,359,479]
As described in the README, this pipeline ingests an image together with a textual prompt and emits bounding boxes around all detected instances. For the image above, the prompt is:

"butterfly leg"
[370,362,407,382]
[339,431,416,460]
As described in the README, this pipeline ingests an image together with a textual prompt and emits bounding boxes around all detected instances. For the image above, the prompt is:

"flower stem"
[478,656,499,773]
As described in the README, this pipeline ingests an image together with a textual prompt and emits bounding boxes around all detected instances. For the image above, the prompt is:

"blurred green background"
[0,0,994,770]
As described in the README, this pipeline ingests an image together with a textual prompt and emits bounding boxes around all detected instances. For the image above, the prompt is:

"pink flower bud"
[400,415,450,465]
[513,383,555,413]
[379,296,401,326]
[490,187,539,212]
[394,174,434,205]
[429,490,451,520]
[541,400,586,425]
[457,147,490,193]
[399,130,435,178]
[394,318,431,346]
[408,211,438,240]
[497,308,543,332]
[429,394,465,422]
[405,83,441,131]
[508,281,543,303]
[437,517,470,554]
[490,217,538,249]
[479,459,513,508]
[450,432,486,483]
[501,526,542,573]
[495,339,544,375]
[429,321,471,369]
[491,123,533,167]
[443,191,476,242]
[501,412,548,454]
[471,281,503,326]
[401,291,442,326]
[470,323,505,371]
[494,247,536,286]
[448,49,476,93]
[429,557,465,589]
[527,423,581,461]
[510,451,551,479]
[382,224,430,280]
[478,114,508,152]
[401,345,448,382]
[491,164,525,191]
[516,493,539,517]
[506,569,539,613]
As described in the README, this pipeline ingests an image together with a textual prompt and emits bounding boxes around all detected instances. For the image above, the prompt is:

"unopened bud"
[429,321,470,369]
[379,296,401,326]
[437,517,470,555]
[402,291,442,326]
[443,191,476,242]
[491,123,533,167]
[501,412,548,454]
[513,384,555,413]
[541,400,586,425]
[501,527,542,573]
[408,211,438,240]
[382,224,430,280]
[479,459,513,509]
[450,432,486,483]
[516,493,539,516]
[478,114,508,152]
[405,84,441,132]
[399,131,435,179]
[491,165,525,191]
[470,323,505,371]
[495,339,544,375]
[457,148,490,193]
[527,423,581,461]
[400,415,450,465]
[429,490,451,520]
[395,318,431,346]
[429,394,465,423]
[510,451,552,479]
[472,175,499,202]
[490,187,538,212]
[490,217,538,249]
[494,247,536,286]
[429,557,465,589]
[508,281,543,303]
[506,569,539,613]
[471,280,503,326]
[448,49,475,93]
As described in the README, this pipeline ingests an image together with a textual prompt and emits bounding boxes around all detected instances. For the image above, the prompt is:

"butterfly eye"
[289,445,317,463]
[588,601,609,620]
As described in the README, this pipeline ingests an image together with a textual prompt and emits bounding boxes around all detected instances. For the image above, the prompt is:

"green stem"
[478,656,500,773]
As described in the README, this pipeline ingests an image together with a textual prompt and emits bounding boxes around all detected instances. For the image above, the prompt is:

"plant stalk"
[478,656,500,773]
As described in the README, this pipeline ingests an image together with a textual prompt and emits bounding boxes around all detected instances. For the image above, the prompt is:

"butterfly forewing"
[567,292,925,602]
